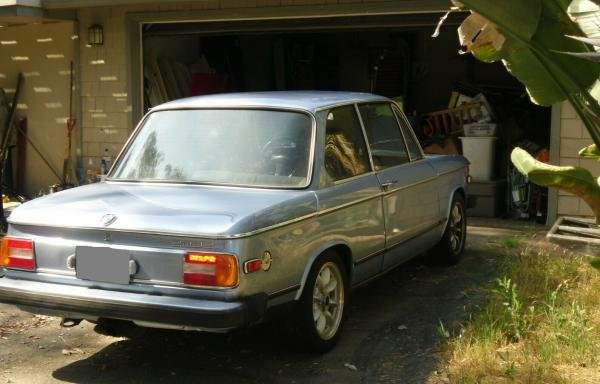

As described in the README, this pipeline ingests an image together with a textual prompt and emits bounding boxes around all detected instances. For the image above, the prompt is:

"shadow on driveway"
[52,226,510,384]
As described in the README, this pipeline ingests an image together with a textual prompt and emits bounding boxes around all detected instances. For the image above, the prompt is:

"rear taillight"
[183,252,238,287]
[466,166,472,184]
[0,237,35,270]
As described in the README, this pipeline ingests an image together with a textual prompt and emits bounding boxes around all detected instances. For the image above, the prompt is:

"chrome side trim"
[268,284,301,299]
[9,212,320,240]
[381,175,437,196]
[383,221,443,251]
[437,167,461,177]
[354,249,384,265]
[316,194,383,217]
[36,268,75,276]
[354,220,443,267]
[11,192,385,239]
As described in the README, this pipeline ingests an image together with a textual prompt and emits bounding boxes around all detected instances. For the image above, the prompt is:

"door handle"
[381,180,398,191]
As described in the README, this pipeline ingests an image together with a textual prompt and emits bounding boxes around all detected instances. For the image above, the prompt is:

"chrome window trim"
[332,171,377,186]
[314,98,388,113]
[354,103,377,173]
[391,103,426,161]
[322,103,373,183]
[107,106,318,190]
[356,101,411,170]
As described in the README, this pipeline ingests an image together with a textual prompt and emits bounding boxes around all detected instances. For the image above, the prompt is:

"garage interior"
[140,13,551,222]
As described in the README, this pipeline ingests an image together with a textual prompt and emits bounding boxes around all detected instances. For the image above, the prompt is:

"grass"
[433,238,600,383]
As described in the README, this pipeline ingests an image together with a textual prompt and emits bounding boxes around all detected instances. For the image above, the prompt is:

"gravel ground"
[0,220,535,384]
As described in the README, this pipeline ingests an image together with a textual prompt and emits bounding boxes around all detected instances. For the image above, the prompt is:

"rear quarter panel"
[427,154,469,230]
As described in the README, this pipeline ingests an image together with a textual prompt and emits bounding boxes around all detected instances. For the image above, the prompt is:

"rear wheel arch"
[295,243,353,300]
[444,187,466,225]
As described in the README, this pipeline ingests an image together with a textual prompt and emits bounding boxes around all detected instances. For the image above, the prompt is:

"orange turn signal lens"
[0,237,35,270]
[183,252,238,287]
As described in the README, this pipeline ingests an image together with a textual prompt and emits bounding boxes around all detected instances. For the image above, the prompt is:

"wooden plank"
[547,233,600,246]
[557,225,600,239]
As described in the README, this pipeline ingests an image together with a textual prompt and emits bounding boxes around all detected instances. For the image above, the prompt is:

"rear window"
[110,109,313,188]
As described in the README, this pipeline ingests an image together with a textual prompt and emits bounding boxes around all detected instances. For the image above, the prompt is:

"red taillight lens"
[0,237,35,270]
[183,252,238,287]
[243,259,262,274]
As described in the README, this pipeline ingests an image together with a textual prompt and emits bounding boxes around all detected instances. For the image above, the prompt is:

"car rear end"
[0,224,267,332]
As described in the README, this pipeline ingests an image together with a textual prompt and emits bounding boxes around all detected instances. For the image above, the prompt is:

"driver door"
[358,102,438,269]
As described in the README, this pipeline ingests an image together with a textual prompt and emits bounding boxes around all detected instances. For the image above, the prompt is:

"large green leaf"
[458,0,542,41]
[458,0,600,106]
[455,0,600,148]
[579,144,600,160]
[511,147,600,223]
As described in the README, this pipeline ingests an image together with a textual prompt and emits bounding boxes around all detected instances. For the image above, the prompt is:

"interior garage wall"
[0,21,76,197]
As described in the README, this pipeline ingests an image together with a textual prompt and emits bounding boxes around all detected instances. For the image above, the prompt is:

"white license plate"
[76,246,131,285]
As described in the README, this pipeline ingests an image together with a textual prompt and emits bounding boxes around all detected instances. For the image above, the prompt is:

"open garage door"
[137,11,552,222]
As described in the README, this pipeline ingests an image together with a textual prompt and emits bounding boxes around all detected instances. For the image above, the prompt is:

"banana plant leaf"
[579,144,600,160]
[458,0,599,107]
[456,0,600,160]
[511,147,600,223]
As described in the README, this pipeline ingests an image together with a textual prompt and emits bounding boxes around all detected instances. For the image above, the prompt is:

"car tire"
[295,251,348,352]
[434,193,467,265]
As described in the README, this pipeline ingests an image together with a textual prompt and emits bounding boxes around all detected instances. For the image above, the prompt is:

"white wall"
[556,101,598,218]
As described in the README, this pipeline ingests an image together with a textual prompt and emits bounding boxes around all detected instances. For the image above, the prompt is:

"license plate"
[76,246,131,285]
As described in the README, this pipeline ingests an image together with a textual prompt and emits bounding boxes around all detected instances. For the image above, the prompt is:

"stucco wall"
[556,101,598,217]
[0,21,76,196]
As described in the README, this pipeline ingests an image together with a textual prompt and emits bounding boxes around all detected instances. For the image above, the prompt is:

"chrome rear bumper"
[0,274,266,332]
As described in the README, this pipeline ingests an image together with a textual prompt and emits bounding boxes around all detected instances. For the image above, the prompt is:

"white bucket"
[459,137,497,181]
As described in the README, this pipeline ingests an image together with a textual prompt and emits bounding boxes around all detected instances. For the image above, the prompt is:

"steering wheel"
[261,136,298,176]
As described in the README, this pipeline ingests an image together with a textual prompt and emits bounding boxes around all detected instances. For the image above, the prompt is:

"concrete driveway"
[0,219,540,384]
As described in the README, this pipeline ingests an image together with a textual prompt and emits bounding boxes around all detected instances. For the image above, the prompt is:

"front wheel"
[434,194,467,265]
[295,252,347,352]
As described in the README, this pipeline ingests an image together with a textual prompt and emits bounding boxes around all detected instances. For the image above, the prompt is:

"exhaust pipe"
[60,318,82,328]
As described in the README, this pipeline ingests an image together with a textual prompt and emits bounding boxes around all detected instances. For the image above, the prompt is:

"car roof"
[151,91,391,113]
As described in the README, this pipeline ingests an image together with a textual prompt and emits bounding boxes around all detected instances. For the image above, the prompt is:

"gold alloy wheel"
[312,261,345,340]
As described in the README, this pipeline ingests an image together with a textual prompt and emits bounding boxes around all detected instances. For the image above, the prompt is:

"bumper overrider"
[0,272,267,331]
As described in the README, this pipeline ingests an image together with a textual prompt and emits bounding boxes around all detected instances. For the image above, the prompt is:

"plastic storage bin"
[459,136,497,181]
[463,123,497,136]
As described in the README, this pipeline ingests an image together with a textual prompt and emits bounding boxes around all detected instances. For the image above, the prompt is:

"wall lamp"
[88,24,104,46]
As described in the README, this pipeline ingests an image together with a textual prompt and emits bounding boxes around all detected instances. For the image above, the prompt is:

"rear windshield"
[110,109,313,188]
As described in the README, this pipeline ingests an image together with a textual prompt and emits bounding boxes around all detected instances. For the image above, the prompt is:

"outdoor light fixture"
[88,24,104,46]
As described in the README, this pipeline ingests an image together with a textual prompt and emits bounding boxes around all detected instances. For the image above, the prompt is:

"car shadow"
[52,231,504,384]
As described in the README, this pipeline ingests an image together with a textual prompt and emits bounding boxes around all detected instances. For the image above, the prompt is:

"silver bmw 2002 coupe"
[0,91,469,351]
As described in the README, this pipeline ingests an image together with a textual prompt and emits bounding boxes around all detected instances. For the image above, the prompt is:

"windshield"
[110,109,313,188]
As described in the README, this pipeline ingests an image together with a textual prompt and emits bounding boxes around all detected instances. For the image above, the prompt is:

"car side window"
[324,105,371,181]
[358,103,409,170]
[393,105,424,161]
